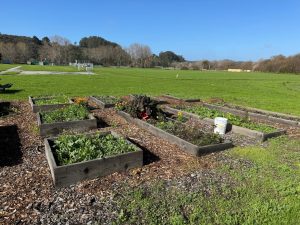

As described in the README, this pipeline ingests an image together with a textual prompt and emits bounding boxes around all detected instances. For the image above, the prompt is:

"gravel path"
[20,71,95,75]
[0,66,22,75]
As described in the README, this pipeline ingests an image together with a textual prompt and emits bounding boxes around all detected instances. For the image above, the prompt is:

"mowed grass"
[0,64,18,71]
[0,66,299,115]
[115,137,300,224]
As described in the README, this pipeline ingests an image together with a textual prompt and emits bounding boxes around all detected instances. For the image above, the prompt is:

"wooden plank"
[203,102,299,127]
[89,96,116,109]
[232,105,300,121]
[161,94,200,102]
[45,131,143,188]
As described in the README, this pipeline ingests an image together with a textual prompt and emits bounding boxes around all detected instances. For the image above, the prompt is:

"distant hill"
[79,36,119,48]
[0,33,36,44]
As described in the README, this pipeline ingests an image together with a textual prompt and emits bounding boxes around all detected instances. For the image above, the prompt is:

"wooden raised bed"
[203,103,300,127]
[163,106,286,142]
[161,94,200,103]
[117,111,233,156]
[37,113,97,137]
[45,131,143,187]
[29,96,73,113]
[89,96,118,108]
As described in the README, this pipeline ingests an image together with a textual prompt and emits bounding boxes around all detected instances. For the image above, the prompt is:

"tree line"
[1,33,300,74]
[0,34,185,67]
[173,55,300,74]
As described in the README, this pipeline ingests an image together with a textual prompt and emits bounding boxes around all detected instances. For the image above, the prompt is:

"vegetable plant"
[34,96,69,106]
[41,104,89,123]
[53,133,137,165]
[118,95,162,120]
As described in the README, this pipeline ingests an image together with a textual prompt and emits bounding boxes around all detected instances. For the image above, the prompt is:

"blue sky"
[0,0,300,61]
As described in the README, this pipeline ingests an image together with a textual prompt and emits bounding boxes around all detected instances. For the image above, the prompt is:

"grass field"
[116,137,300,224]
[0,65,299,115]
[0,64,18,71]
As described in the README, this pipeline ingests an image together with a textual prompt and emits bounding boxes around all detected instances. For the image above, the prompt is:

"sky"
[0,0,300,61]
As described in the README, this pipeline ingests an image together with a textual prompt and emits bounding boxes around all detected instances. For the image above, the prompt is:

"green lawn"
[115,137,300,225]
[1,66,299,115]
[0,64,18,71]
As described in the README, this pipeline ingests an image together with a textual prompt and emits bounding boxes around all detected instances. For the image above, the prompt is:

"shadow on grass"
[0,89,23,94]
[127,138,160,165]
[0,125,22,167]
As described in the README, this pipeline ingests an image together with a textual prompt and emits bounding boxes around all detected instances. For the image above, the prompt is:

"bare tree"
[50,35,71,46]
[126,43,152,67]
[15,42,32,63]
[0,42,17,63]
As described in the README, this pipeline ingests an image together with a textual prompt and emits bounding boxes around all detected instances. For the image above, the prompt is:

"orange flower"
[74,97,88,105]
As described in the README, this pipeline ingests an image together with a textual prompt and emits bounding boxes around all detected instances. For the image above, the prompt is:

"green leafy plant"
[41,104,89,123]
[34,96,69,106]
[177,105,276,133]
[53,133,137,165]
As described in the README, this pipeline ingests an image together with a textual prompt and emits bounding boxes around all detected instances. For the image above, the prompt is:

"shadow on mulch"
[88,105,99,110]
[128,138,160,165]
[0,125,22,167]
[0,102,11,117]
[94,116,109,128]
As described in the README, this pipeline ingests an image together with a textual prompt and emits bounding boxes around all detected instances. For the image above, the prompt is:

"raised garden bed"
[118,110,233,156]
[29,96,73,113]
[45,131,143,187]
[163,105,286,142]
[37,104,97,137]
[203,102,300,127]
[89,96,120,108]
[161,94,200,103]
